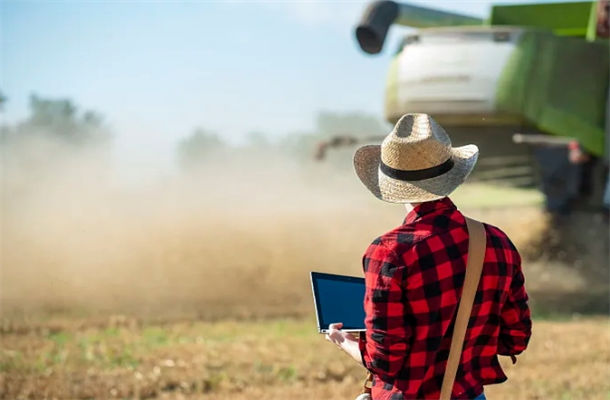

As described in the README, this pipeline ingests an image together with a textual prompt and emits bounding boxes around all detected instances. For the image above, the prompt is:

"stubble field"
[1,316,609,400]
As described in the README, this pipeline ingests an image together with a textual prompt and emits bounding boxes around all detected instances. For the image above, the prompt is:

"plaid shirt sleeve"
[358,240,413,379]
[497,249,532,358]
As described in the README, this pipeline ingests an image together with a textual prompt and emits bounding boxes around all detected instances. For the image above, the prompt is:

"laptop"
[310,271,366,333]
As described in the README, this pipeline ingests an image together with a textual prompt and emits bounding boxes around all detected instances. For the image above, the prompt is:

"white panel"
[396,29,522,115]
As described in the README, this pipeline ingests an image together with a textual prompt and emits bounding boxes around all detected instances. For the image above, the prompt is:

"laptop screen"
[311,272,366,332]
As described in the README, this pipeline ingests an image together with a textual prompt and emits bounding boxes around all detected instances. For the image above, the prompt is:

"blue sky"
[1,0,574,170]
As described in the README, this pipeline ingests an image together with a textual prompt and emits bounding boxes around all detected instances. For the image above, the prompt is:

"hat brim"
[353,144,479,203]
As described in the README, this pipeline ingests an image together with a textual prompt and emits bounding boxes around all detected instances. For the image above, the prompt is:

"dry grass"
[1,316,608,400]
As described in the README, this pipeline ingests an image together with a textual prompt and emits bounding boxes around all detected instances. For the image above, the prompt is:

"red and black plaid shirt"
[359,197,531,400]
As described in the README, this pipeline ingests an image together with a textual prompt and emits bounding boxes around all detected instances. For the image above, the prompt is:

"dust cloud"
[2,128,607,322]
[1,133,404,320]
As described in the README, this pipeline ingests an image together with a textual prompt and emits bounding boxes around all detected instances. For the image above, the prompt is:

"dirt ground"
[1,316,608,400]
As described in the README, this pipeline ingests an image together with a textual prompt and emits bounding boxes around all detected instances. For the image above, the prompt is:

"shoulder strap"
[439,217,487,400]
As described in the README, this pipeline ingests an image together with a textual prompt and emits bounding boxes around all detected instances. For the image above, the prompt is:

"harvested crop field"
[1,316,608,400]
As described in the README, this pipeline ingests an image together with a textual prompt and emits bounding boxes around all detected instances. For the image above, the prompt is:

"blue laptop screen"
[311,272,366,331]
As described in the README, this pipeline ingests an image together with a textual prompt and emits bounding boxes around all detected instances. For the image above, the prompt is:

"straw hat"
[353,113,479,203]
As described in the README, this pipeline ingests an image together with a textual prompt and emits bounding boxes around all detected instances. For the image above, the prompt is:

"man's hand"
[325,322,364,365]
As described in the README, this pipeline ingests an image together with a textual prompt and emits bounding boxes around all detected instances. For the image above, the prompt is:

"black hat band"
[380,157,454,181]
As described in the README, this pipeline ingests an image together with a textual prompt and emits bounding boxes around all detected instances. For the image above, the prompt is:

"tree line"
[1,92,388,169]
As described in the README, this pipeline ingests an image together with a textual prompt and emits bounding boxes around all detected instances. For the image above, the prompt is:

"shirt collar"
[404,197,456,225]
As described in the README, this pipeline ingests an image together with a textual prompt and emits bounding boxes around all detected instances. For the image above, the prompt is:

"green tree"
[0,90,7,111]
[177,128,226,168]
[1,94,111,149]
[16,95,109,145]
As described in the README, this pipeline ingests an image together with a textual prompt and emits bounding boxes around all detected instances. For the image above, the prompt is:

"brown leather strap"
[439,217,487,400]
[362,372,373,394]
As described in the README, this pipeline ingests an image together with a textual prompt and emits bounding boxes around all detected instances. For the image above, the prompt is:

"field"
[1,316,609,400]
[2,150,609,399]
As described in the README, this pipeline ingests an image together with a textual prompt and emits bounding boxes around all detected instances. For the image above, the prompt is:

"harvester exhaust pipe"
[355,1,400,54]
[355,1,483,54]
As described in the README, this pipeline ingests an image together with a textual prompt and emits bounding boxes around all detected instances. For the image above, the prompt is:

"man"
[325,114,532,400]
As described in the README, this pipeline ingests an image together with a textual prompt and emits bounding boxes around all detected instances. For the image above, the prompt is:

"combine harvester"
[319,1,609,213]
